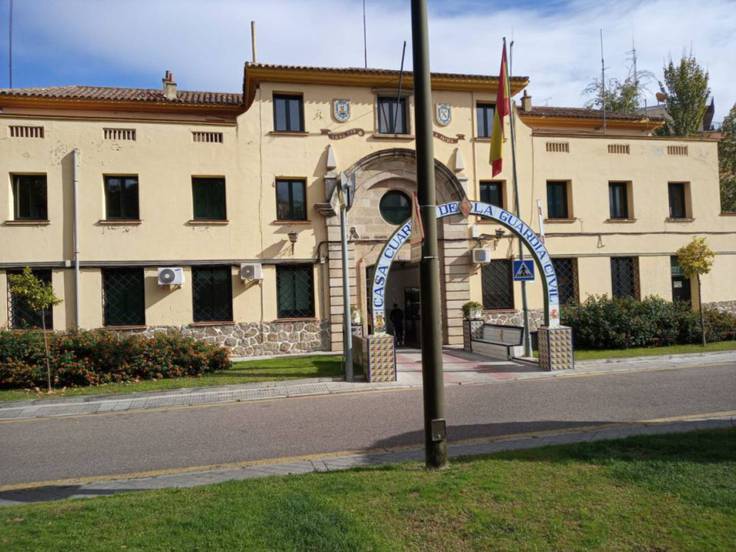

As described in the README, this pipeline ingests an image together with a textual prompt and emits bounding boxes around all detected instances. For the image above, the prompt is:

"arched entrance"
[371,200,561,333]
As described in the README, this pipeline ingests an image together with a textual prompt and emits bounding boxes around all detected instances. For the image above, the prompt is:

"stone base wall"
[114,320,330,358]
[706,301,736,316]
[482,309,545,331]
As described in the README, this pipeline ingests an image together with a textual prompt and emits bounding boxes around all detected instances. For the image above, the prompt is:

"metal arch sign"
[370,201,560,333]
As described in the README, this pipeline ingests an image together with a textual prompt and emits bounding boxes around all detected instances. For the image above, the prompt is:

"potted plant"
[462,301,483,320]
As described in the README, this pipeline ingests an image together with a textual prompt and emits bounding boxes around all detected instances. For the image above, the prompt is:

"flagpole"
[507,37,533,358]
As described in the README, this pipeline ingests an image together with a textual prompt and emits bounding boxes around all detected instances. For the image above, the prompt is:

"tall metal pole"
[8,0,13,88]
[508,38,532,357]
[410,0,447,470]
[362,0,368,69]
[339,179,354,382]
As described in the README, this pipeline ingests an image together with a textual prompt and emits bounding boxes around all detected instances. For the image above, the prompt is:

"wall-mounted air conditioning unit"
[472,248,491,264]
[157,267,185,286]
[240,262,263,281]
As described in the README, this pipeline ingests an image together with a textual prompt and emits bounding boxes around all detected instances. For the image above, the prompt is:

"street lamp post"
[410,0,448,469]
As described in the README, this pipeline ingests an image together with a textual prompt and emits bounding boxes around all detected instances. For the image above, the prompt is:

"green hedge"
[561,296,736,350]
[0,330,231,390]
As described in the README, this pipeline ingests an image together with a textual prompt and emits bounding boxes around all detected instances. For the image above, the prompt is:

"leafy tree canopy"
[657,54,710,136]
[719,103,736,212]
[676,237,714,278]
[8,267,62,313]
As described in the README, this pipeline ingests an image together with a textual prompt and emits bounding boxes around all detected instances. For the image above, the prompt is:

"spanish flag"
[490,42,511,177]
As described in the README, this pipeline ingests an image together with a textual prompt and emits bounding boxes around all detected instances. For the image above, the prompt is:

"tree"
[719,103,736,212]
[584,77,641,114]
[676,238,715,346]
[657,54,710,136]
[8,267,62,392]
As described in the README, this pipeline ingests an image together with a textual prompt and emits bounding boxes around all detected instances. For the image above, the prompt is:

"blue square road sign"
[512,259,535,281]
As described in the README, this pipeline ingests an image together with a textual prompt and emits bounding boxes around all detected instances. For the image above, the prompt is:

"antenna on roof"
[8,0,13,88]
[362,0,368,68]
[392,41,407,134]
[250,21,257,63]
[600,28,606,134]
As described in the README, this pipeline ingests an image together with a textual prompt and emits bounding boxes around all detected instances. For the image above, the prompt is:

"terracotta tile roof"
[0,85,243,106]
[244,62,529,83]
[521,105,664,122]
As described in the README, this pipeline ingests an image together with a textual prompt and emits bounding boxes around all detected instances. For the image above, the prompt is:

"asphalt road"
[1,363,734,486]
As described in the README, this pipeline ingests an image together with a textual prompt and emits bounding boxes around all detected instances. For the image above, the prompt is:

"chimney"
[521,90,532,113]
[162,70,177,100]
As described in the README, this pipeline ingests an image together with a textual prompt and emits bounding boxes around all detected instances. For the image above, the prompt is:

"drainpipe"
[72,148,80,329]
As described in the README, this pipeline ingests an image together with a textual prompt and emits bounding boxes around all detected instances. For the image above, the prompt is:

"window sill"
[190,321,235,327]
[187,219,229,226]
[371,133,415,141]
[272,219,311,225]
[473,137,492,142]
[275,317,318,322]
[719,211,736,216]
[268,131,308,137]
[605,218,637,223]
[544,218,577,224]
[4,219,50,226]
[104,325,146,330]
[665,217,694,223]
[97,219,142,226]
[482,309,516,314]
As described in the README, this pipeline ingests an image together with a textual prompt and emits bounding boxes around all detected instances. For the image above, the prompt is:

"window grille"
[104,128,136,141]
[277,265,315,318]
[192,131,223,143]
[546,141,569,153]
[9,125,44,138]
[102,268,145,326]
[192,266,233,322]
[481,259,514,310]
[552,258,578,305]
[611,257,639,300]
[7,269,53,329]
[667,145,688,156]
[608,143,630,154]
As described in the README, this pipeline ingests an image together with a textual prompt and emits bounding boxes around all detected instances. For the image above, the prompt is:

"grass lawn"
[574,340,736,361]
[1,429,734,551]
[0,355,344,403]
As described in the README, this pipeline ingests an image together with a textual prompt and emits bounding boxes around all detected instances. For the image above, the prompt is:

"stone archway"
[323,148,471,352]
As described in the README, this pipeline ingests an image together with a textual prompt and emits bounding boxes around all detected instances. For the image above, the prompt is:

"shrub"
[0,330,231,390]
[561,296,736,350]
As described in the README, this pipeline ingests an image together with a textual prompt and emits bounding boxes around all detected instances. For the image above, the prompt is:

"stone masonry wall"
[706,300,736,316]
[482,309,545,331]
[114,320,330,358]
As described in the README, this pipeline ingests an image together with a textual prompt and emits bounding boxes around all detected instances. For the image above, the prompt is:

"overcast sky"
[1,0,734,121]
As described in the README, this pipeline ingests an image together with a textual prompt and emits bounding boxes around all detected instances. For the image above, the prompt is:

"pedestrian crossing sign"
[512,259,535,281]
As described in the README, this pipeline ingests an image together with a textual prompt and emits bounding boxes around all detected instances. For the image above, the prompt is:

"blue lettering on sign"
[371,202,561,331]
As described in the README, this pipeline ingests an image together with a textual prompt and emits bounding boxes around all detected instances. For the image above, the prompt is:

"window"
[11,175,47,220]
[608,182,630,220]
[377,96,408,134]
[104,176,139,220]
[476,103,495,138]
[552,258,578,305]
[102,268,145,326]
[479,181,504,208]
[670,257,692,306]
[546,181,570,219]
[668,182,688,219]
[481,260,514,309]
[192,266,232,322]
[379,190,411,225]
[277,265,315,318]
[611,257,639,299]
[273,94,304,132]
[276,179,307,221]
[192,178,226,220]
[7,269,53,329]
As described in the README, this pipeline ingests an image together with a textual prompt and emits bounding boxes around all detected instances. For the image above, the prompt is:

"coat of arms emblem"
[333,99,351,123]
[435,103,451,126]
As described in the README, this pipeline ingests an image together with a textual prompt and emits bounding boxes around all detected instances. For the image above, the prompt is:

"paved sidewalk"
[1,414,733,506]
[1,350,733,421]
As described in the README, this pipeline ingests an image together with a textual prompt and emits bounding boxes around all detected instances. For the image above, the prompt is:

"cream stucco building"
[0,63,733,355]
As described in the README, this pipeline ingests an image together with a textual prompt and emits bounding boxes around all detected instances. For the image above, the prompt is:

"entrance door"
[404,287,421,348]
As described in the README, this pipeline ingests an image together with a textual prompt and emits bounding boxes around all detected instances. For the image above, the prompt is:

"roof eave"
[520,114,664,132]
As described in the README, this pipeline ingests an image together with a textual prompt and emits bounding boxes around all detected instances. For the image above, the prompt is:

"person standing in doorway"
[390,303,404,346]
